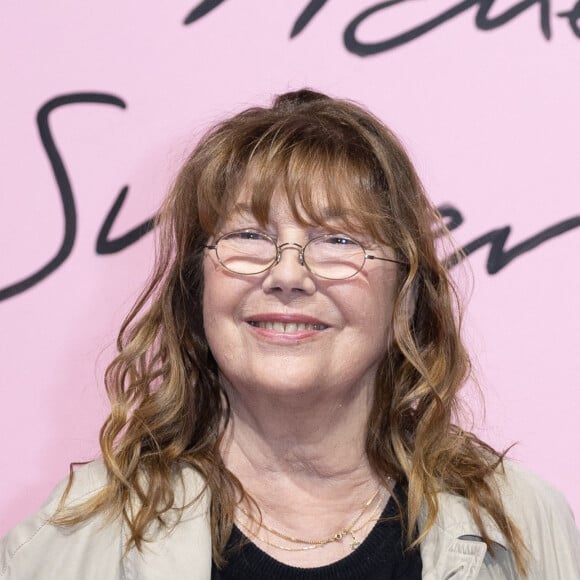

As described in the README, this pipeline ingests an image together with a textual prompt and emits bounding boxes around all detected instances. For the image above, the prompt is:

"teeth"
[249,321,326,332]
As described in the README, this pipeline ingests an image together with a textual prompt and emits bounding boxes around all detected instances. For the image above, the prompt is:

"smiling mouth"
[248,321,328,332]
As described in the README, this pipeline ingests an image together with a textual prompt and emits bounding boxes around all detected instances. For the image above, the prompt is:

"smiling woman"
[1,89,578,579]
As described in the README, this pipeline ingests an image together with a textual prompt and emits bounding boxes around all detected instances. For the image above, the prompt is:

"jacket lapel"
[419,491,509,579]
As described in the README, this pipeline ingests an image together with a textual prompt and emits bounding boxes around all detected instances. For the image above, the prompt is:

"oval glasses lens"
[217,231,277,274]
[305,235,365,279]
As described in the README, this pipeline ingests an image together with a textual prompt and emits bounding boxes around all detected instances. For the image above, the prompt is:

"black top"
[211,486,422,580]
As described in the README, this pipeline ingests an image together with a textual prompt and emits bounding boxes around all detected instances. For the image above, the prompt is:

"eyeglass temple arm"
[365,254,407,266]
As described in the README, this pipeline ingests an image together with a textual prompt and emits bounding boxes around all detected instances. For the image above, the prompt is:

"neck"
[219,375,380,511]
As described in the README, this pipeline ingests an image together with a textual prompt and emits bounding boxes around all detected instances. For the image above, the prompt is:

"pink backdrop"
[1,1,579,534]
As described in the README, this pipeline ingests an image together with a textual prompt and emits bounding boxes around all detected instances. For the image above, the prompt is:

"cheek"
[202,262,219,323]
[203,287,236,373]
[354,274,398,343]
[202,260,250,348]
[202,261,232,346]
[203,257,238,312]
[358,298,392,349]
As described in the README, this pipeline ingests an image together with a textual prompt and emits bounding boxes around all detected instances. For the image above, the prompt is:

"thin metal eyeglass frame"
[204,230,407,280]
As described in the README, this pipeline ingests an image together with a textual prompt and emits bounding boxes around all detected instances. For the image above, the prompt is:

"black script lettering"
[0,93,126,302]
[475,0,550,38]
[184,0,578,47]
[438,204,580,274]
[438,204,464,232]
[96,186,155,254]
[291,0,329,38]
[344,0,551,56]
[183,0,228,25]
[558,1,580,36]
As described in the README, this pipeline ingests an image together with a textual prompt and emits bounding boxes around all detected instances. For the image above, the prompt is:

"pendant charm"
[351,539,360,550]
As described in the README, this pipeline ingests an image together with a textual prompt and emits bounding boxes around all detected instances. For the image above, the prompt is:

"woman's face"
[202,190,400,402]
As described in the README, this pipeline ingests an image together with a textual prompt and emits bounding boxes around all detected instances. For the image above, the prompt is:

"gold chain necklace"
[237,486,386,552]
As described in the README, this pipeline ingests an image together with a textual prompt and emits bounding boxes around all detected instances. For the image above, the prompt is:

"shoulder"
[494,460,574,520]
[0,460,210,580]
[51,459,111,506]
[494,461,580,569]
[0,460,113,578]
[432,460,578,533]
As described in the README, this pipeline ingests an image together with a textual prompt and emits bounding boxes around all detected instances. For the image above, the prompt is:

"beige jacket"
[1,460,579,579]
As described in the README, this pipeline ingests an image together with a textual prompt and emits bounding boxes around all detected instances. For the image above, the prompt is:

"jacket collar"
[419,490,509,579]
[431,490,509,548]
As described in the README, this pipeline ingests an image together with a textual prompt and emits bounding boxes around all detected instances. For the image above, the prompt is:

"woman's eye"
[230,230,270,241]
[324,234,357,245]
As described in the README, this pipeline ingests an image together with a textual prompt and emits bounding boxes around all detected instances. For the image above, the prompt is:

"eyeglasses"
[205,229,406,280]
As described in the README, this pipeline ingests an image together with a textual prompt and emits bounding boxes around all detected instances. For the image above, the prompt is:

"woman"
[1,89,578,579]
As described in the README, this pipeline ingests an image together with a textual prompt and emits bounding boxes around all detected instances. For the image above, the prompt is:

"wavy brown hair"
[56,89,527,572]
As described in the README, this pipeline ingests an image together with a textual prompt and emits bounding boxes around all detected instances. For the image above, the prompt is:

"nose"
[261,242,316,295]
